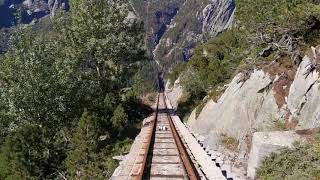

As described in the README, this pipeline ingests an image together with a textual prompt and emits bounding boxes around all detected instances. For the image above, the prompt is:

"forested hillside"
[0,0,154,179]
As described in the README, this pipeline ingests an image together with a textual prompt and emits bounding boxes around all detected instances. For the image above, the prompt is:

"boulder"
[287,55,320,129]
[166,78,184,109]
[247,131,305,179]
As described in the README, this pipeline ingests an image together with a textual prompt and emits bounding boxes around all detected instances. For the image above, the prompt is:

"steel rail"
[163,94,201,180]
[134,93,160,180]
[134,92,200,180]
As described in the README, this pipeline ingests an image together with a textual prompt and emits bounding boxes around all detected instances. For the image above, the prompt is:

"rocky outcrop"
[188,70,278,139]
[185,47,320,179]
[247,131,306,179]
[201,0,235,36]
[287,55,320,129]
[23,0,69,17]
[165,78,184,109]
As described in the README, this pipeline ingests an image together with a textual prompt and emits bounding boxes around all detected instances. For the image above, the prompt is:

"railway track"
[133,93,200,180]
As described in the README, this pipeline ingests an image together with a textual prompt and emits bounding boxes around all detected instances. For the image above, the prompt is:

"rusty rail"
[163,94,201,180]
[134,93,160,180]
[133,92,200,179]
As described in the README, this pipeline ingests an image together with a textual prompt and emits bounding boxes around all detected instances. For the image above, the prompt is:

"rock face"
[188,70,278,139]
[154,0,235,64]
[287,55,320,129]
[130,0,235,66]
[247,131,305,179]
[201,0,235,36]
[165,78,184,109]
[185,46,320,179]
[130,0,186,51]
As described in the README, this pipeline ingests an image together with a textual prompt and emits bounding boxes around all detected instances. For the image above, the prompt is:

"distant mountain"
[0,0,69,54]
[0,0,69,28]
[131,0,235,68]
[130,0,186,53]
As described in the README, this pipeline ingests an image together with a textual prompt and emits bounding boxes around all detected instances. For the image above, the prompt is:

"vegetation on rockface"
[170,0,320,178]
[257,130,320,179]
[221,134,239,151]
[274,120,289,131]
[0,8,71,54]
[237,0,320,43]
[168,62,187,86]
[0,0,155,179]
[173,0,320,122]
[174,28,247,120]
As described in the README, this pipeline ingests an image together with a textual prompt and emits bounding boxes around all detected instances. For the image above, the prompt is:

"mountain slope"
[166,0,320,178]
[154,0,235,67]
[131,0,235,68]
[130,0,186,52]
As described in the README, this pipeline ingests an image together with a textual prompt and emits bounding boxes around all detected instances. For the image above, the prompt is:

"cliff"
[167,46,320,178]
[154,0,235,65]
[131,0,235,67]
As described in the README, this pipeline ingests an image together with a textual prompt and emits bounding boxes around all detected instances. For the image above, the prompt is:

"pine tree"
[66,112,102,179]
[111,105,128,136]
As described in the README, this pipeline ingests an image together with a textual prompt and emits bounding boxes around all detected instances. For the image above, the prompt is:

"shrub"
[176,93,199,122]
[257,130,320,179]
[221,135,239,151]
[274,120,289,131]
[256,143,320,180]
[0,124,68,179]
[184,28,247,96]
[111,105,129,135]
[168,62,187,86]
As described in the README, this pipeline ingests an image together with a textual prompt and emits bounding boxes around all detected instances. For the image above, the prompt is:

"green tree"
[0,124,68,179]
[0,0,151,178]
[66,112,102,179]
[111,105,128,135]
[132,72,154,96]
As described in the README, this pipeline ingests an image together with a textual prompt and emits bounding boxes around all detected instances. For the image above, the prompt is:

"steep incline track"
[133,93,200,180]
[111,92,228,180]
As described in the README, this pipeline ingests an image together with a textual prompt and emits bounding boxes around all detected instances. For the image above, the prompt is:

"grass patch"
[274,120,289,131]
[257,130,320,180]
[221,134,239,151]
[209,87,225,102]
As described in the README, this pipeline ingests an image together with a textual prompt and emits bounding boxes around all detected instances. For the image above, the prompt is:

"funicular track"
[133,93,200,180]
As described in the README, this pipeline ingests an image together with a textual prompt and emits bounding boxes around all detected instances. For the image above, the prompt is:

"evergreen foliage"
[66,112,102,179]
[0,0,154,178]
